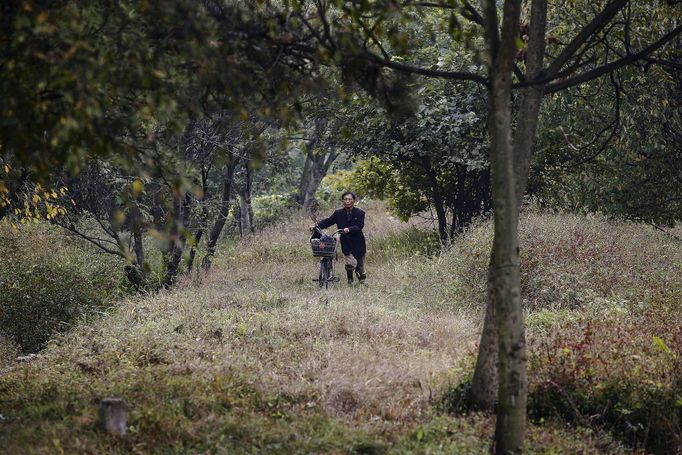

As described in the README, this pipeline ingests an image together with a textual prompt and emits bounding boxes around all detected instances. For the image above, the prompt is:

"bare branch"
[58,223,127,258]
[551,73,622,168]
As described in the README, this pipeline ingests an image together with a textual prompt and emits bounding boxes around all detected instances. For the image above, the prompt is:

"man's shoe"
[346,270,354,285]
[356,271,367,282]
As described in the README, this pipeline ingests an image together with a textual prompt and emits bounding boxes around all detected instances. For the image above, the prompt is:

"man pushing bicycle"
[311,191,367,284]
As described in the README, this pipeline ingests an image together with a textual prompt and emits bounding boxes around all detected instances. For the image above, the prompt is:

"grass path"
[0,205,486,454]
[173,206,479,425]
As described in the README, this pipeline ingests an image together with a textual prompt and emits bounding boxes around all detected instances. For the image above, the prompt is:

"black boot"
[346,269,354,284]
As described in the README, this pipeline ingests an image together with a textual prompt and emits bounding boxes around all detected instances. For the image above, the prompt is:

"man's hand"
[309,225,316,232]
[343,228,350,234]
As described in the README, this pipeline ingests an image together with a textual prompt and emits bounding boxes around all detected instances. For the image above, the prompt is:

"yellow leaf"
[36,11,48,24]
[131,179,144,197]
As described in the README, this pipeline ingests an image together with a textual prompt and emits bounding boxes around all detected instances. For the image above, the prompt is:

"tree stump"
[98,398,126,435]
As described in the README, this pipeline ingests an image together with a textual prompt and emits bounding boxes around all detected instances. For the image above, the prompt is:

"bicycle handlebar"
[312,226,344,236]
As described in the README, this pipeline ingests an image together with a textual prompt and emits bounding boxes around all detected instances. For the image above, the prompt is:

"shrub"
[0,223,128,353]
[316,170,355,203]
[251,193,300,230]
[528,309,682,453]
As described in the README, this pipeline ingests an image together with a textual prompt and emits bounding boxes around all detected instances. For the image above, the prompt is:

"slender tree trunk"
[512,1,548,207]
[237,161,254,236]
[476,0,527,452]
[421,155,449,245]
[129,202,148,288]
[303,143,339,210]
[202,157,238,270]
[238,192,250,237]
[471,0,548,422]
[129,202,145,267]
[489,62,526,455]
[299,117,332,210]
[471,258,499,410]
[186,166,210,272]
[162,192,191,288]
[301,164,324,210]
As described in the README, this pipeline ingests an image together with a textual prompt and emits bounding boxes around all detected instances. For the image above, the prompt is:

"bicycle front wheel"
[325,258,333,289]
[318,258,328,288]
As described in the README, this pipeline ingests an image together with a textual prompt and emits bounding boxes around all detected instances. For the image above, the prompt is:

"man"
[313,191,366,284]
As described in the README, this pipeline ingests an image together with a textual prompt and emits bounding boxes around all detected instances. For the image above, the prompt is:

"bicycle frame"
[311,227,342,289]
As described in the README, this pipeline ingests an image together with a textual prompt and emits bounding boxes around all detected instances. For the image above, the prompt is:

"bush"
[0,223,128,353]
[528,308,682,453]
[315,170,356,204]
[251,193,299,230]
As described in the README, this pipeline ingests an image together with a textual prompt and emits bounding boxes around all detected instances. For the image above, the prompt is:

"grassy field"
[1,203,680,454]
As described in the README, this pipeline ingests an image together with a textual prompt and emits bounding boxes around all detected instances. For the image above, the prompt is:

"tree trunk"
[301,165,324,210]
[470,258,499,410]
[471,0,548,422]
[201,157,238,270]
[238,161,254,236]
[302,143,338,211]
[128,201,148,289]
[477,0,527,452]
[421,155,449,245]
[162,192,191,288]
[186,166,210,272]
[489,66,526,455]
[299,117,335,211]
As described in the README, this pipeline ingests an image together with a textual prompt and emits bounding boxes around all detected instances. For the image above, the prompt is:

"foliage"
[528,310,682,453]
[534,63,682,226]
[251,193,300,230]
[0,163,69,226]
[0,223,128,353]
[1,1,321,183]
[340,69,491,242]
[316,169,355,204]
[351,157,428,222]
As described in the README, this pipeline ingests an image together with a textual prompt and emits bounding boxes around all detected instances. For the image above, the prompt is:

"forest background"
[1,0,681,453]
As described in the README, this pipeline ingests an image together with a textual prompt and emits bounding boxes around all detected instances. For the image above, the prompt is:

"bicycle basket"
[310,235,336,257]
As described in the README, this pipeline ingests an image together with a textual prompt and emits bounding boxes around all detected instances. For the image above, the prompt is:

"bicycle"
[310,226,343,289]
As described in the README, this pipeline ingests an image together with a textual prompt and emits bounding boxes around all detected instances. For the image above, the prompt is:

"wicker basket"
[310,236,337,257]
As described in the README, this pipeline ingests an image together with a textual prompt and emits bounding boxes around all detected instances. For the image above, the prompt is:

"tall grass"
[1,203,679,453]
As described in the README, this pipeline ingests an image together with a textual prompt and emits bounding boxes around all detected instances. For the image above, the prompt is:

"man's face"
[342,195,355,209]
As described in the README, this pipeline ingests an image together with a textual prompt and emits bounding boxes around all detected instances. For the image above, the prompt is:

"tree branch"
[362,52,488,84]
[58,223,127,258]
[543,0,628,78]
[544,24,682,93]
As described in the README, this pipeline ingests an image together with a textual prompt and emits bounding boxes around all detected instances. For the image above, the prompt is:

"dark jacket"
[317,207,366,257]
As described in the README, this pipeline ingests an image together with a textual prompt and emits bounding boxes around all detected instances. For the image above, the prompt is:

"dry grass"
[1,202,679,453]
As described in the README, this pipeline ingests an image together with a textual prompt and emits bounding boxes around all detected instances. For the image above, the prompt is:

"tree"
[345,79,491,244]
[532,58,682,226]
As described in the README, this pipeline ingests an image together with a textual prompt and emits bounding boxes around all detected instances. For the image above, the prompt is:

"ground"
[1,203,680,454]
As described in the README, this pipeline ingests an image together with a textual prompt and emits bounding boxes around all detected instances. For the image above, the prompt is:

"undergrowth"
[1,206,680,453]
